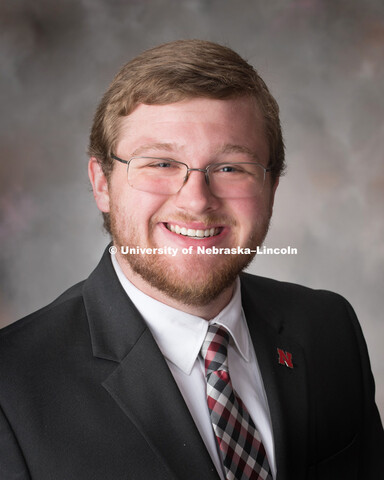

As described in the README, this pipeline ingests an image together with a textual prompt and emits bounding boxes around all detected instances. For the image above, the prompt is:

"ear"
[271,176,279,198]
[88,158,110,213]
[268,176,279,215]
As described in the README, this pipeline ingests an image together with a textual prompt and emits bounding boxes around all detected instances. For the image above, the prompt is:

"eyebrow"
[131,143,177,157]
[215,144,260,161]
[131,142,260,161]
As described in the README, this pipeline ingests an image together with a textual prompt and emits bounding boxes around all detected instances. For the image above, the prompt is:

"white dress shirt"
[111,254,276,478]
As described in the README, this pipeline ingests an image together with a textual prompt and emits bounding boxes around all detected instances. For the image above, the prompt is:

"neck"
[115,254,235,320]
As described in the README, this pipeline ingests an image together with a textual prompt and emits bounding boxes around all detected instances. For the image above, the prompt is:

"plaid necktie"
[201,324,272,480]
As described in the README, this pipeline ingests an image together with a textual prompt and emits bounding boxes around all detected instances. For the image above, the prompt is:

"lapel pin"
[277,348,294,368]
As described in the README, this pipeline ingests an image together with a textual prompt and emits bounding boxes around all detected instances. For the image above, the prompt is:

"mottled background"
[1,0,383,419]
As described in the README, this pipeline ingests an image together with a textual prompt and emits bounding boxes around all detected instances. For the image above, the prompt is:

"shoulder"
[240,273,375,393]
[239,272,361,340]
[0,280,87,362]
[240,271,348,308]
[1,280,86,330]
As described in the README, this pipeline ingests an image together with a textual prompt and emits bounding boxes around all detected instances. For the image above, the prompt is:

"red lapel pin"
[277,348,294,368]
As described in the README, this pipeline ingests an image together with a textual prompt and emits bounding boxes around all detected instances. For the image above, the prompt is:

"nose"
[174,169,221,214]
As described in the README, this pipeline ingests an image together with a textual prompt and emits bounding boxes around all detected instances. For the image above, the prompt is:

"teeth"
[167,224,220,238]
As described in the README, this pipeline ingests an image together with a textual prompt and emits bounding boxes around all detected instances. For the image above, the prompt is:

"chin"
[123,249,256,306]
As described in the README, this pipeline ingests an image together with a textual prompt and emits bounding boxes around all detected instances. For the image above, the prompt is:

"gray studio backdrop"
[1,1,383,420]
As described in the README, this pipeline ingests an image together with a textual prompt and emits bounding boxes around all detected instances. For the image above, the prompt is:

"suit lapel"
[241,275,309,480]
[83,248,219,480]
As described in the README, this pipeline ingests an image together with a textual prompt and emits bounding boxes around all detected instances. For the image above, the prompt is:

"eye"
[215,164,247,174]
[138,158,185,176]
[147,160,175,169]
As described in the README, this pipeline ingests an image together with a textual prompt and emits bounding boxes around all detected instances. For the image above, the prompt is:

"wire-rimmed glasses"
[111,155,271,198]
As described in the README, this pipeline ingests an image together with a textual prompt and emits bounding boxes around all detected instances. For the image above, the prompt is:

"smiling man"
[90,96,276,316]
[0,40,383,480]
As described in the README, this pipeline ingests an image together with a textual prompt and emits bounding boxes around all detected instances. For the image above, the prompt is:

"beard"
[109,207,271,306]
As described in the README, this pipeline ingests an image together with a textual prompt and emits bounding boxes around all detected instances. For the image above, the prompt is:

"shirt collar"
[111,254,250,375]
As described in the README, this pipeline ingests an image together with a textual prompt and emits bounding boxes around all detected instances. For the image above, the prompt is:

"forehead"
[116,97,268,160]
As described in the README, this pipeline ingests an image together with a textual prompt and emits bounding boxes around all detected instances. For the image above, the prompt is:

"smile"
[165,223,222,238]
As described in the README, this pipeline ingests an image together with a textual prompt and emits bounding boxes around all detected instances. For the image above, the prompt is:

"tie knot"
[201,324,230,376]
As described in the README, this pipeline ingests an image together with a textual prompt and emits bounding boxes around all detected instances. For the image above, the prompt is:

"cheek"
[230,197,261,222]
[112,189,166,232]
[229,196,271,233]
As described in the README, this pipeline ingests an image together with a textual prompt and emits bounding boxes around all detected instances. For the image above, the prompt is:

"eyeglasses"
[111,155,271,198]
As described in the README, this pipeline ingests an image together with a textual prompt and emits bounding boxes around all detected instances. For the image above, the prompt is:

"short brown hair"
[88,39,285,232]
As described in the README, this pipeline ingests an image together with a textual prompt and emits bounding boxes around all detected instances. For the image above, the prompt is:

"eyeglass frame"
[111,154,272,195]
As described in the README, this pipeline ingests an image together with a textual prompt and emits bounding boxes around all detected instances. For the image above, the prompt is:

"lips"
[165,223,222,238]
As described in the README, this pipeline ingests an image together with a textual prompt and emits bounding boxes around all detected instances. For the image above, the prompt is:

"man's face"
[91,97,277,306]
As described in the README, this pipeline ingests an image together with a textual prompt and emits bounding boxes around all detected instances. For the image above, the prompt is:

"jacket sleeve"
[344,298,384,475]
[0,404,31,480]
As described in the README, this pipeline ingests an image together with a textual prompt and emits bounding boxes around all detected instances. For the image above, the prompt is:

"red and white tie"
[201,324,272,480]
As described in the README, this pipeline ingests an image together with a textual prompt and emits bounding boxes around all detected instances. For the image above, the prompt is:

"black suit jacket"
[0,247,383,479]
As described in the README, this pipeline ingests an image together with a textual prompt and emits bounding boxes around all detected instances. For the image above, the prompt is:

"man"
[0,40,382,480]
